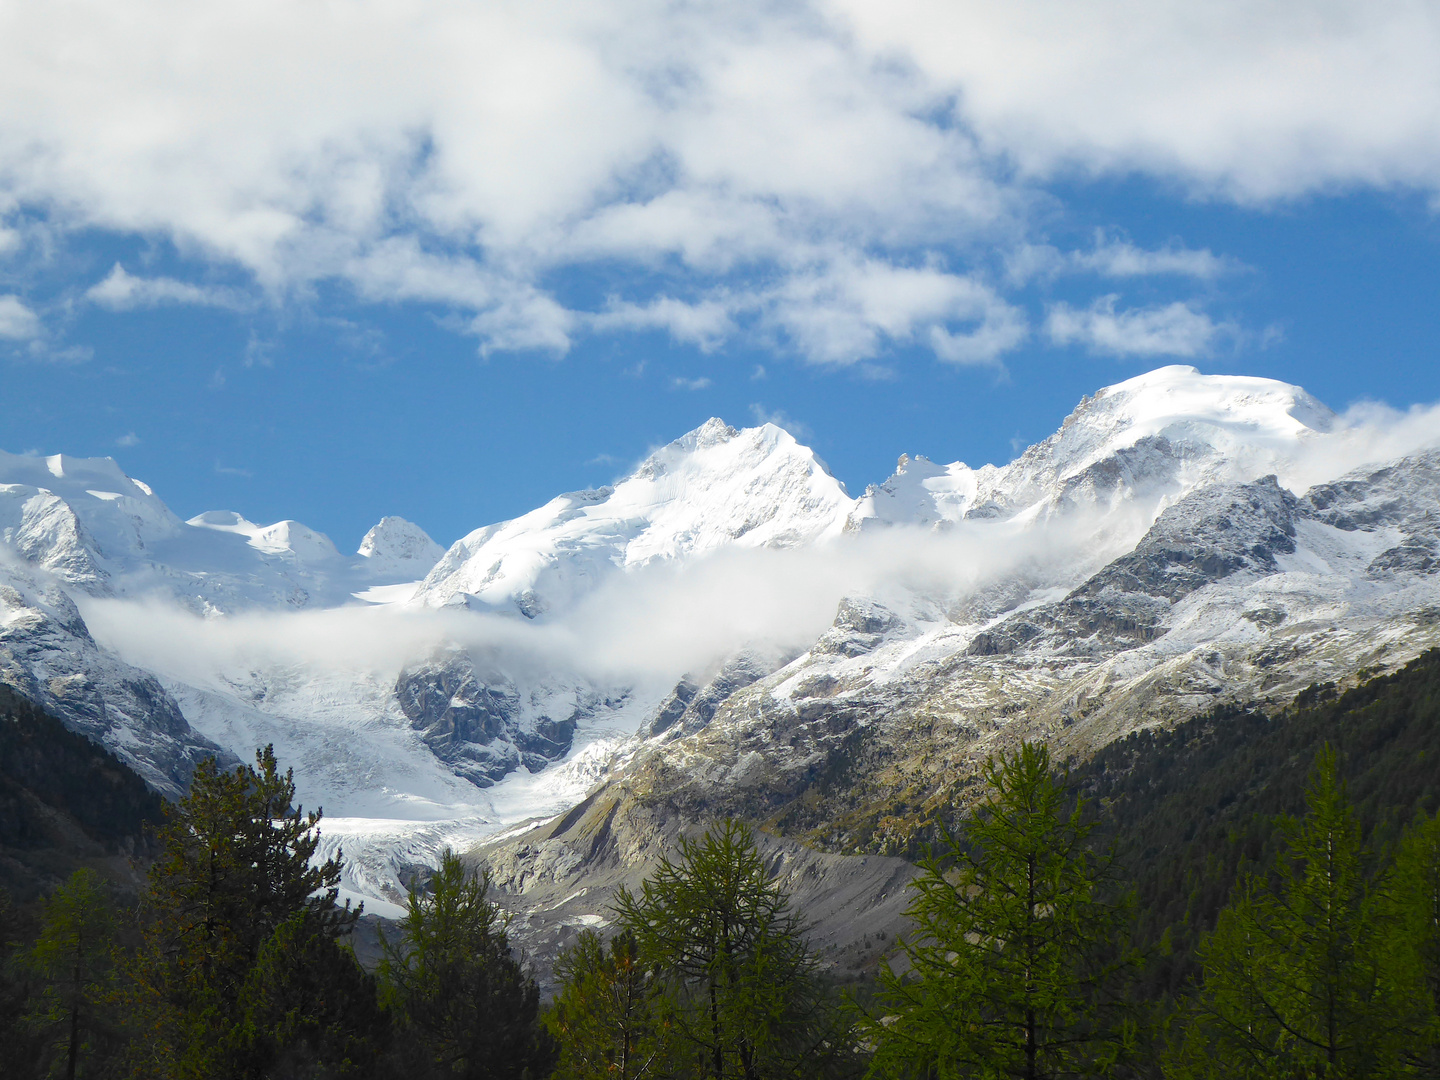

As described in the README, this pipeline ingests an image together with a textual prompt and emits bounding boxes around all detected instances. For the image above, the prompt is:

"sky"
[4,1,1440,549]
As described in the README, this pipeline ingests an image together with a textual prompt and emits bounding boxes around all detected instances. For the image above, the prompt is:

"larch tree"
[378,849,554,1080]
[613,818,862,1080]
[25,869,118,1080]
[871,741,1139,1080]
[1172,746,1405,1080]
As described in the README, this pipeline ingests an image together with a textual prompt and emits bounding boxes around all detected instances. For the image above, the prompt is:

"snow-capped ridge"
[850,366,1338,533]
[414,417,854,614]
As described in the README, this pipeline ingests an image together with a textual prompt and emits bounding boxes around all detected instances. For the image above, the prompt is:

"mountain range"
[4,364,1440,920]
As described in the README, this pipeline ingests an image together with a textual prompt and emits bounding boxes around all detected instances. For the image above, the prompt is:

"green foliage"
[1388,807,1440,1077]
[613,818,863,1080]
[126,745,363,1079]
[379,849,554,1080]
[1073,647,1440,998]
[872,742,1138,1080]
[547,929,671,1080]
[1172,748,1405,1079]
[24,869,121,1079]
[236,912,390,1079]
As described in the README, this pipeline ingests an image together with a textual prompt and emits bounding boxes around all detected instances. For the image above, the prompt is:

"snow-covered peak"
[0,451,433,611]
[187,511,342,563]
[851,367,1337,531]
[415,419,853,615]
[0,450,185,590]
[358,516,445,571]
[1044,365,1334,471]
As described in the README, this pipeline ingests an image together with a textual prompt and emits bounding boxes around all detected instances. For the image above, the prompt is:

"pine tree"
[613,818,861,1080]
[378,849,554,1080]
[871,741,1138,1080]
[1383,807,1440,1077]
[547,929,671,1080]
[237,911,391,1079]
[25,869,118,1080]
[126,746,362,1079]
[1173,746,1404,1079]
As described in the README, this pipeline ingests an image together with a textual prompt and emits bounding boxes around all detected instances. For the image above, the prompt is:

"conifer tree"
[237,911,391,1079]
[1383,806,1440,1077]
[1172,746,1404,1079]
[25,869,118,1080]
[547,929,671,1080]
[871,741,1138,1080]
[613,818,861,1080]
[127,746,362,1079]
[378,849,554,1080]
[0,886,46,1074]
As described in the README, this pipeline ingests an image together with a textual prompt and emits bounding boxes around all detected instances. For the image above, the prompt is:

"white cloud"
[0,0,1435,362]
[590,297,735,351]
[0,294,40,339]
[1045,296,1225,357]
[1072,236,1235,280]
[761,257,1027,366]
[830,0,1440,201]
[670,376,712,391]
[86,263,248,310]
[115,432,140,448]
[748,405,812,441]
[1007,236,1237,285]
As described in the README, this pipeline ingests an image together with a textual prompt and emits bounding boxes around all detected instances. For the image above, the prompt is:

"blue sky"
[3,2,1440,548]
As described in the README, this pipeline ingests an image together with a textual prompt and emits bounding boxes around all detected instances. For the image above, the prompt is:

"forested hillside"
[0,683,165,901]
[1074,648,1440,997]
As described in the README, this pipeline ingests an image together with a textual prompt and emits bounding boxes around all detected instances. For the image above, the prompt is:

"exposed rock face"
[1301,450,1440,580]
[648,649,795,741]
[395,651,586,785]
[969,476,1300,658]
[0,560,232,798]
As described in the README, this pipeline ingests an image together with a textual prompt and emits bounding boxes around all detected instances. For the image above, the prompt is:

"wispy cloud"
[1073,237,1235,280]
[214,461,253,478]
[86,264,249,311]
[1045,296,1227,358]
[115,432,140,448]
[590,297,735,352]
[670,376,713,391]
[762,258,1028,367]
[0,295,41,340]
[1008,236,1238,285]
[749,404,812,441]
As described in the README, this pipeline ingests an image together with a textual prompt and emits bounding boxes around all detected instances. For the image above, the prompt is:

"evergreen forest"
[5,648,1440,1078]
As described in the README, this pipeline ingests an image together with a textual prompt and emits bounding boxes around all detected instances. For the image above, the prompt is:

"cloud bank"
[1,1,1434,364]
